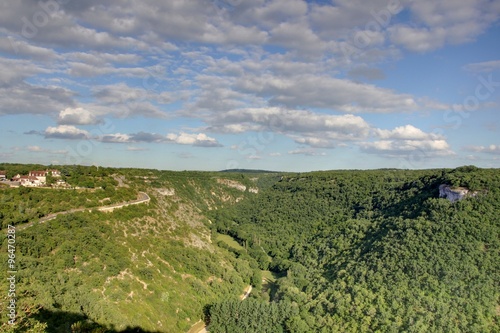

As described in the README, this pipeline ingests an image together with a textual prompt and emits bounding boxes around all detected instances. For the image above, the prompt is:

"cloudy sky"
[0,0,499,171]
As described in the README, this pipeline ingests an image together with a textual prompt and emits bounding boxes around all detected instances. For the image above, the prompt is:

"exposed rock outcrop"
[439,184,477,202]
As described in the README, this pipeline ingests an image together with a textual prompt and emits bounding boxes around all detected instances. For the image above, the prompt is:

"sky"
[0,0,499,172]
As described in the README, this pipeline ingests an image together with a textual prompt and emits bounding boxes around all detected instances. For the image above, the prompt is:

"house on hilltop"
[28,169,61,184]
[0,171,6,181]
[29,170,48,183]
[7,169,62,187]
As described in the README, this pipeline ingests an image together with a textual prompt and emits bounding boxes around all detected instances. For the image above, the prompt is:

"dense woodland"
[209,166,500,332]
[0,165,498,332]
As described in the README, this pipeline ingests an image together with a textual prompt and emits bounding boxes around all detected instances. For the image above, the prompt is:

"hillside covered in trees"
[209,166,500,332]
[0,165,499,332]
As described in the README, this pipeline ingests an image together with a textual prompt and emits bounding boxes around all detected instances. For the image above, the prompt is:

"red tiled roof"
[23,176,37,180]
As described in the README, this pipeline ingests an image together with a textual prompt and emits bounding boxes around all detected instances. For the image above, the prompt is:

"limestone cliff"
[439,184,477,202]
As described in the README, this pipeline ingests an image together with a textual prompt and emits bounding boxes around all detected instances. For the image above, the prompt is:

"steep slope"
[0,168,264,332]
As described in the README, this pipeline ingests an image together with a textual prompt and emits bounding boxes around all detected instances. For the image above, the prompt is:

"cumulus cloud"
[89,83,173,119]
[99,132,166,143]
[0,59,76,116]
[97,131,222,147]
[0,0,497,167]
[99,133,133,143]
[389,0,500,52]
[360,139,453,156]
[58,107,101,125]
[44,125,90,140]
[166,132,223,147]
[360,125,454,157]
[234,74,418,113]
[206,107,371,147]
[374,125,442,140]
[0,37,58,61]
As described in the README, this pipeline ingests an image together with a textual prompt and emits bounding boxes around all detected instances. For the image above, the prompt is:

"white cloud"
[0,82,75,116]
[389,26,447,52]
[27,145,68,154]
[390,0,500,52]
[27,145,43,152]
[462,144,500,154]
[269,21,325,55]
[0,37,59,61]
[247,155,262,160]
[89,83,173,119]
[234,74,418,113]
[126,146,148,151]
[374,125,442,140]
[360,124,454,157]
[67,62,153,78]
[100,132,166,143]
[359,139,453,156]
[463,60,500,73]
[0,58,47,86]
[0,58,76,116]
[288,149,327,156]
[58,107,101,125]
[294,137,337,149]
[204,107,375,150]
[166,132,223,147]
[99,133,132,143]
[44,125,90,140]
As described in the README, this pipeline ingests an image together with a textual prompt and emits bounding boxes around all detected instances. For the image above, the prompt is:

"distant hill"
[219,168,281,174]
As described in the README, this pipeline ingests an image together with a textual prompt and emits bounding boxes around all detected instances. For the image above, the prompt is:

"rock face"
[439,185,475,202]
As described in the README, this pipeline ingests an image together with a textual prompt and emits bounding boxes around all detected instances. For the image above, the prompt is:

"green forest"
[0,165,499,332]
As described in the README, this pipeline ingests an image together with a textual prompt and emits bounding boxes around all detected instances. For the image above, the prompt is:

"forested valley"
[0,164,498,333]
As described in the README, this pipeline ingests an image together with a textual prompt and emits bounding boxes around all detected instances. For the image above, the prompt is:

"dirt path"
[17,191,150,230]
[240,285,253,300]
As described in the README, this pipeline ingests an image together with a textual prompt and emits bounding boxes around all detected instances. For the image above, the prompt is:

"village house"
[0,171,6,181]
[9,169,62,187]
[12,175,41,187]
[49,169,62,177]
[29,170,48,183]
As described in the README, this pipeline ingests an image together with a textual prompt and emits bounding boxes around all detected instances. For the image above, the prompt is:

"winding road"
[17,191,150,230]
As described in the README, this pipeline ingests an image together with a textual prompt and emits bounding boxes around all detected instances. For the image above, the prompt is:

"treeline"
[209,167,500,332]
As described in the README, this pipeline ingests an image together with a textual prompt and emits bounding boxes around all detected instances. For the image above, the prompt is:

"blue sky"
[0,0,499,172]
